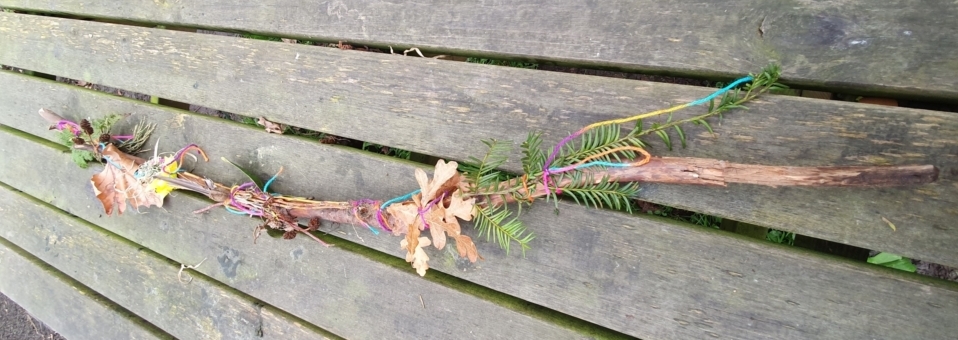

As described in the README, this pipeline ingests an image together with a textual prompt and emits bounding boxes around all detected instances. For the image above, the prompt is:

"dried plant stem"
[163,157,937,230]
[487,157,938,206]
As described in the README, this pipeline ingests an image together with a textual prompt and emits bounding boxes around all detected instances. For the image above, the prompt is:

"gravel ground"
[0,292,66,340]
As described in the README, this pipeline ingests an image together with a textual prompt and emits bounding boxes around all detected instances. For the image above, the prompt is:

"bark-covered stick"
[164,157,938,227]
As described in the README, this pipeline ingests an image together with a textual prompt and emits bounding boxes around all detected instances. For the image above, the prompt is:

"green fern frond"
[557,172,640,213]
[473,204,534,255]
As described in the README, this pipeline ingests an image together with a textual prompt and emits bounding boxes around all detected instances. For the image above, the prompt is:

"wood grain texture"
[0,148,582,337]
[2,79,958,339]
[608,158,939,187]
[0,15,954,269]
[0,240,170,340]
[0,187,335,340]
[1,0,956,100]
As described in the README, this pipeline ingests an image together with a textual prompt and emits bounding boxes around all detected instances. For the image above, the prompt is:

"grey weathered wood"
[1,0,956,100]
[0,15,954,269]
[2,81,958,339]
[0,186,335,340]
[0,145,583,337]
[0,240,170,340]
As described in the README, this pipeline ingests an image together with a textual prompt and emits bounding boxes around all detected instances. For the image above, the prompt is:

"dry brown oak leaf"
[91,144,165,215]
[386,160,479,275]
[258,117,285,134]
[400,237,432,276]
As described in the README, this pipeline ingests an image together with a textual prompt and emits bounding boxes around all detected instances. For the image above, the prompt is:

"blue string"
[102,155,124,170]
[687,76,754,107]
[549,160,632,172]
[224,205,247,215]
[380,189,422,210]
[365,225,380,235]
[262,172,281,193]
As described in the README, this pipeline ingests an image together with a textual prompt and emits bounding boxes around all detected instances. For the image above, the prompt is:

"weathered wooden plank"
[0,240,170,340]
[1,1,956,100]
[0,15,954,269]
[2,81,958,339]
[0,142,584,337]
[0,186,336,340]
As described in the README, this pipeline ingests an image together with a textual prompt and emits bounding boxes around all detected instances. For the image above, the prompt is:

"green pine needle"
[556,124,646,166]
[462,139,512,193]
[556,172,639,213]
[520,132,547,176]
[473,204,534,255]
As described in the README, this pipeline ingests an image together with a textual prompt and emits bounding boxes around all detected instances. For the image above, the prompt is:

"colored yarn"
[380,189,421,210]
[352,199,380,235]
[375,189,421,231]
[172,144,209,167]
[262,167,284,193]
[540,75,754,194]
[416,194,444,230]
[227,182,263,216]
[102,155,124,170]
[55,120,82,136]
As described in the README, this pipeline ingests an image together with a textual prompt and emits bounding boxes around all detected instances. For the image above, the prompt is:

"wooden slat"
[1,1,956,100]
[0,240,170,340]
[2,77,958,339]
[0,145,582,337]
[0,186,335,340]
[0,14,955,269]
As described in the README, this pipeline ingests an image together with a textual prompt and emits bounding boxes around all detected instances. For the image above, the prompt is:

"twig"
[350,222,365,243]
[177,257,208,284]
[193,202,224,214]
[403,47,426,58]
[419,295,425,309]
[27,315,40,335]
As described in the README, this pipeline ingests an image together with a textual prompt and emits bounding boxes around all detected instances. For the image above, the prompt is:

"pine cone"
[79,119,94,135]
[71,137,85,145]
[98,133,111,143]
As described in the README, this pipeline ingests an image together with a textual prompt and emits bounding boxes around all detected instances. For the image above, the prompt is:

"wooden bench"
[1,2,957,339]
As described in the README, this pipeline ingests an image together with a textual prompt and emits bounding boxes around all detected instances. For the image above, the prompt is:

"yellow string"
[582,102,692,131]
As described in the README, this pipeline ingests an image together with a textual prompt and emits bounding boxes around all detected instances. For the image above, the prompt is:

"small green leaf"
[884,259,917,272]
[867,252,917,272]
[221,157,265,189]
[867,252,902,265]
